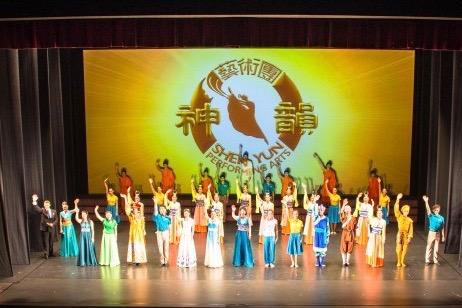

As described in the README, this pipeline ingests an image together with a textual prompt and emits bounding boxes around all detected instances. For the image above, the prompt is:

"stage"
[0,222,460,307]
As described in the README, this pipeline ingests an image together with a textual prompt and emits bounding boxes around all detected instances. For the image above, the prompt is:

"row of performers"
[113,152,382,207]
[31,188,444,269]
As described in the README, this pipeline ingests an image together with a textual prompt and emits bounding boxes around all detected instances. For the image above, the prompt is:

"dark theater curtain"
[0,49,87,275]
[412,50,462,255]
[0,127,13,277]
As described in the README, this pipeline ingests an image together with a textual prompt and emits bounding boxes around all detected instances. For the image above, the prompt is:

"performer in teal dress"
[95,205,120,267]
[231,205,254,268]
[59,200,79,257]
[75,208,98,266]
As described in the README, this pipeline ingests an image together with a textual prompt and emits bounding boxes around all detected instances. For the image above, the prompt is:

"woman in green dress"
[95,205,120,267]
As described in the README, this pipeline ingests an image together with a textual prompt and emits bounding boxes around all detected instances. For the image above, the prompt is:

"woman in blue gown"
[75,206,98,266]
[59,200,79,257]
[231,205,254,268]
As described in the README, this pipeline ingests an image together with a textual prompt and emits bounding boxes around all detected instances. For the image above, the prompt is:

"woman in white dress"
[255,187,274,244]
[204,209,224,268]
[177,209,197,268]
[207,186,225,244]
[302,183,319,245]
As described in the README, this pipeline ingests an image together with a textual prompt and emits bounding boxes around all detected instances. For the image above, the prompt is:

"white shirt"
[263,218,277,237]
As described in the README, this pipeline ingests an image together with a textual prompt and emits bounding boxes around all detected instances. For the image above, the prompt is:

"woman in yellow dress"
[149,177,165,206]
[164,189,181,245]
[236,179,253,222]
[121,193,147,265]
[280,184,298,235]
[104,178,120,223]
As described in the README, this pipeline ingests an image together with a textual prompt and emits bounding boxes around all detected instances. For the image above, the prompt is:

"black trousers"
[41,229,54,256]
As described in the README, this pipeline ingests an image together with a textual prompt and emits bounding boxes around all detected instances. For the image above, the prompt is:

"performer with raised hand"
[215,165,230,209]
[280,183,298,236]
[394,193,413,267]
[378,178,391,224]
[339,198,356,266]
[255,187,274,244]
[156,158,176,199]
[423,195,445,265]
[121,186,144,216]
[75,206,98,266]
[313,153,337,205]
[104,178,120,223]
[302,183,319,245]
[324,179,341,235]
[199,163,215,195]
[208,185,225,244]
[278,166,294,198]
[177,209,197,268]
[354,192,374,246]
[239,144,255,193]
[31,194,58,259]
[287,209,304,268]
[259,171,275,201]
[313,205,330,268]
[203,206,224,268]
[152,197,172,266]
[231,204,254,268]
[122,193,147,266]
[235,179,253,221]
[164,189,181,245]
[115,162,133,196]
[149,177,165,206]
[366,208,386,268]
[191,178,208,233]
[368,167,380,206]
[59,199,79,257]
[94,205,120,267]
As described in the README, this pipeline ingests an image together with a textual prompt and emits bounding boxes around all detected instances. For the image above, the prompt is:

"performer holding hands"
[59,199,79,257]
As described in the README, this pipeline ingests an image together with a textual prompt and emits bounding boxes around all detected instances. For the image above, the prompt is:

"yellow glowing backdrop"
[84,49,414,194]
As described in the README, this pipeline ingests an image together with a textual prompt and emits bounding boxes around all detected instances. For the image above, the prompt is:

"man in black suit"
[31,194,58,259]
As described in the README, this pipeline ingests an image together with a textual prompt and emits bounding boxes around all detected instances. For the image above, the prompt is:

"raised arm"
[123,194,132,217]
[394,193,403,219]
[198,163,203,180]
[231,205,239,220]
[353,192,363,217]
[59,210,63,234]
[115,162,121,178]
[292,182,298,207]
[191,178,197,201]
[255,186,261,214]
[313,152,326,170]
[31,194,43,213]
[148,177,156,194]
[75,208,82,224]
[70,198,79,214]
[324,179,333,196]
[164,189,172,209]
[104,178,109,194]
[153,198,159,216]
[235,179,242,202]
[302,183,308,210]
[340,198,349,213]
[155,159,163,172]
[94,205,104,222]
[422,195,431,216]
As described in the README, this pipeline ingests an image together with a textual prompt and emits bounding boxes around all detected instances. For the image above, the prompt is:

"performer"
[204,208,224,268]
[199,163,215,195]
[280,184,298,235]
[368,168,380,205]
[302,183,319,245]
[121,187,144,215]
[354,192,374,246]
[94,205,120,267]
[255,188,274,244]
[378,178,390,224]
[208,187,225,244]
[340,199,356,266]
[262,209,278,268]
[259,171,276,201]
[121,193,147,265]
[115,163,133,195]
[148,177,165,206]
[324,179,341,234]
[164,189,181,245]
[313,153,337,205]
[278,166,294,196]
[75,208,98,266]
[394,193,414,267]
[423,195,445,265]
[152,198,172,266]
[177,209,197,268]
[59,200,79,257]
[215,166,230,209]
[104,178,120,223]
[231,205,254,268]
[366,208,387,268]
[287,210,304,268]
[313,205,330,267]
[191,179,208,233]
[235,179,253,221]
[239,144,255,193]
[156,158,176,199]
[31,194,58,259]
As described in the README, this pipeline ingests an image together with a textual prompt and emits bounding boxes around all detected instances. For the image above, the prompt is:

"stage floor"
[0,223,461,307]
